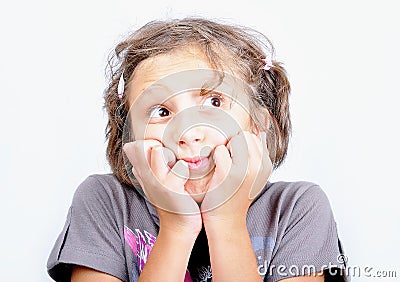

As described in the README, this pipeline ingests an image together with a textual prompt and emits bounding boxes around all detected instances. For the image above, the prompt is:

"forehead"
[126,46,248,105]
[126,47,209,103]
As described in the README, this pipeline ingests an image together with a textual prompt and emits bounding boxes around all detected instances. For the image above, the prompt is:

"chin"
[184,175,211,203]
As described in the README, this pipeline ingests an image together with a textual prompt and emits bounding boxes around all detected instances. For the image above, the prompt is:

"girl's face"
[126,47,256,195]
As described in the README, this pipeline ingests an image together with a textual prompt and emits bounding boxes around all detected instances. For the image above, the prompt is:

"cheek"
[206,127,230,145]
[128,114,147,140]
[230,107,252,132]
[145,123,228,147]
[142,124,165,141]
[128,115,165,141]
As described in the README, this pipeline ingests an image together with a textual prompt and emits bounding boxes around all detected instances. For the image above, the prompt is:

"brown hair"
[103,17,291,187]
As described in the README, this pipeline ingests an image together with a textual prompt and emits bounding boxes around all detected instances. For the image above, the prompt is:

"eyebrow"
[139,82,171,94]
[145,82,217,96]
[139,73,227,99]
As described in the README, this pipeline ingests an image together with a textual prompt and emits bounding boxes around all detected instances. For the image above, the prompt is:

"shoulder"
[256,182,346,282]
[268,181,327,201]
[258,180,329,205]
[72,174,118,204]
[71,173,139,213]
[48,173,133,281]
[74,173,122,196]
[253,181,334,221]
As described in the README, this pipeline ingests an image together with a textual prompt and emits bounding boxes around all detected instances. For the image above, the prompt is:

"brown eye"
[149,106,170,118]
[203,95,222,108]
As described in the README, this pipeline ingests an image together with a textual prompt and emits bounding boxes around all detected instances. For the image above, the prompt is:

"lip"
[181,156,203,163]
[181,156,210,170]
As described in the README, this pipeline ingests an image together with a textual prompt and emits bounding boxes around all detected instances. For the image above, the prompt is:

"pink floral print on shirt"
[124,225,193,282]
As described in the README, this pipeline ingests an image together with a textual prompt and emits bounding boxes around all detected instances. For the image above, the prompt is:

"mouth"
[181,156,210,170]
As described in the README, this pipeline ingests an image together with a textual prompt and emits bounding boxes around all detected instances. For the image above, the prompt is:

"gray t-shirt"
[47,174,348,281]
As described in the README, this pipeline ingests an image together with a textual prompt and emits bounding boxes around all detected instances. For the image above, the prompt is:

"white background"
[1,0,399,281]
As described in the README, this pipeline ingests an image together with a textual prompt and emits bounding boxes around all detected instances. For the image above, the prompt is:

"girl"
[47,18,348,282]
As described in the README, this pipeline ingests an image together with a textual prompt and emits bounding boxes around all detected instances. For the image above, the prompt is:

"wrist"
[158,223,200,242]
[203,214,247,235]
[156,208,203,238]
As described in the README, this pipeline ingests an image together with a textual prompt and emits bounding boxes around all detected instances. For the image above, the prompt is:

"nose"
[178,126,205,147]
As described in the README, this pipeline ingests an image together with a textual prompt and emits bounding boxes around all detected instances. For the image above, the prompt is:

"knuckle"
[216,145,229,157]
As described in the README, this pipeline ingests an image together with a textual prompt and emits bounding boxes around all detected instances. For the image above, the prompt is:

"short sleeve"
[47,176,128,281]
[266,185,348,282]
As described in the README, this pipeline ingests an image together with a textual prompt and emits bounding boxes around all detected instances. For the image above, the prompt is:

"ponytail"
[258,61,291,168]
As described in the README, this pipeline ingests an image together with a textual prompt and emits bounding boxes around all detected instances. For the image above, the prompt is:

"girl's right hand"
[123,140,202,238]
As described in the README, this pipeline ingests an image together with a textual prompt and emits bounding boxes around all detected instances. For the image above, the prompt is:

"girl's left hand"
[201,131,272,227]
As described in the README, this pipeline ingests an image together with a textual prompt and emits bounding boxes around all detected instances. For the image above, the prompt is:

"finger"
[249,132,272,200]
[248,132,263,158]
[150,146,177,178]
[142,139,164,165]
[122,141,138,165]
[130,165,147,195]
[123,139,162,166]
[226,131,249,165]
[212,145,232,186]
[150,146,169,179]
[165,160,189,193]
[248,131,270,167]
[248,131,270,165]
[163,147,177,168]
[201,145,238,212]
[130,165,142,184]
[132,166,145,189]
